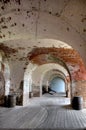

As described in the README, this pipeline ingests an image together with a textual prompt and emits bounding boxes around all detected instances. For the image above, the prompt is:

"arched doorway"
[41,68,70,98]
[23,46,86,106]
[23,56,71,105]
[49,76,66,96]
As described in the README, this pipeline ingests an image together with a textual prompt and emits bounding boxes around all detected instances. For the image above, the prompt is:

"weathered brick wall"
[73,81,86,108]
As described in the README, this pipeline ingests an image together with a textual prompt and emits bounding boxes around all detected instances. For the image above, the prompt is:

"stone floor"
[0,96,86,130]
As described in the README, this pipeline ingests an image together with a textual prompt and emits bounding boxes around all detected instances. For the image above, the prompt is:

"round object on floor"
[72,96,83,110]
[8,95,16,107]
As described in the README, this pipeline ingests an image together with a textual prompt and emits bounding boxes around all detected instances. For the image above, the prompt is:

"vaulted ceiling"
[0,0,86,86]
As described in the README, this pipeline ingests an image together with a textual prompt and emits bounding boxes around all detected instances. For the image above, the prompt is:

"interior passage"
[0,97,86,130]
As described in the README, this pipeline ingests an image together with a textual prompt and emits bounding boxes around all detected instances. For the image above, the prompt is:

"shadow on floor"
[62,104,73,110]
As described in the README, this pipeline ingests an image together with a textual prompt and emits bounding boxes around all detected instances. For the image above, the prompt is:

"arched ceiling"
[0,0,86,64]
[29,47,86,81]
[0,0,86,85]
[32,63,69,86]
[0,39,72,61]
[28,47,83,66]
[42,69,68,86]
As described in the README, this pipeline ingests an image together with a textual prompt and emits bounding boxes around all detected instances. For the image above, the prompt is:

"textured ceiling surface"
[0,0,86,87]
[28,47,86,81]
[28,47,83,66]
[0,0,86,62]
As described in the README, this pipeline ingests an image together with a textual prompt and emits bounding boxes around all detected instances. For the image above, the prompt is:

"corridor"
[0,97,86,130]
[0,0,86,130]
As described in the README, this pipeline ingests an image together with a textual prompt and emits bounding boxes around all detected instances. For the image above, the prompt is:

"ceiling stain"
[83,29,86,32]
[18,8,20,12]
[0,17,11,24]
[1,25,8,29]
[43,29,46,31]
[0,35,2,38]
[0,43,18,56]
[11,23,17,27]
[49,11,52,14]
[0,0,21,5]
[81,17,86,22]
[67,27,69,31]
[55,12,60,17]
[18,47,25,50]
[22,24,25,27]
[1,6,4,10]
[19,57,26,61]
[33,46,37,48]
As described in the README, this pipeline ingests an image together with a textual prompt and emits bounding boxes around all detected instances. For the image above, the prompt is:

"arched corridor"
[0,0,86,129]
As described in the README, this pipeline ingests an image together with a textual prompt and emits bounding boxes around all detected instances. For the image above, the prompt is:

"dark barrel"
[4,96,8,107]
[72,96,83,110]
[8,95,16,107]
